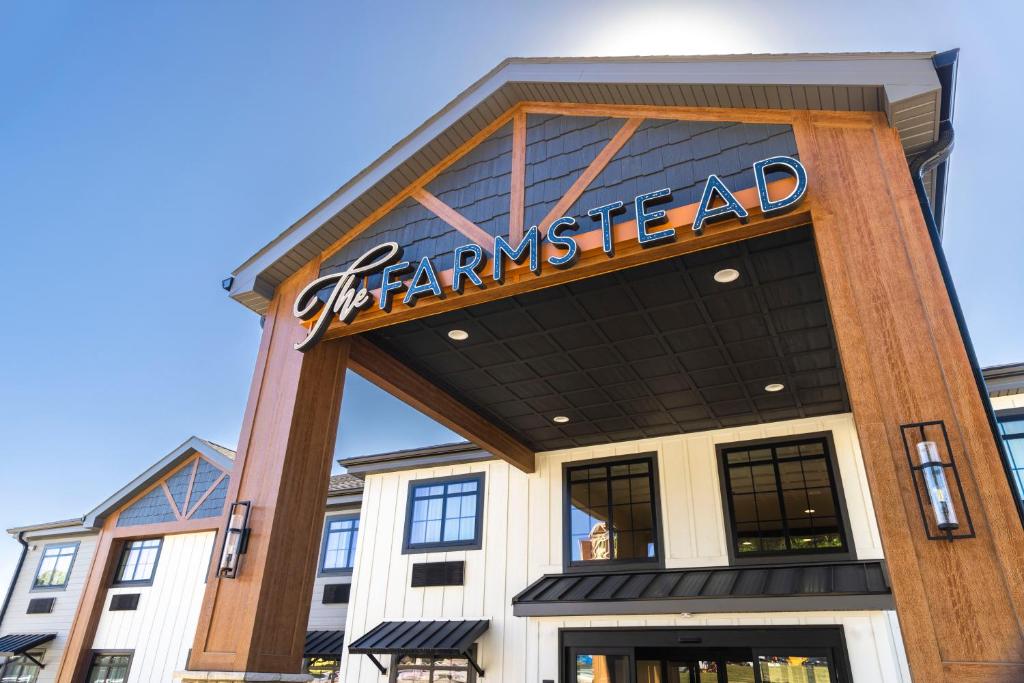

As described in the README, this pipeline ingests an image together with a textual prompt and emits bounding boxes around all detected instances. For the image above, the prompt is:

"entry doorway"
[564,628,849,683]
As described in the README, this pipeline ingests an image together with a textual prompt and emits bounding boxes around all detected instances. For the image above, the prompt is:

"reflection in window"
[114,538,161,584]
[86,653,131,683]
[0,654,41,683]
[33,543,77,588]
[321,516,358,572]
[722,438,847,556]
[391,654,474,682]
[758,655,832,682]
[303,656,340,682]
[997,414,1024,514]
[567,458,659,565]
[575,654,629,683]
[405,475,483,551]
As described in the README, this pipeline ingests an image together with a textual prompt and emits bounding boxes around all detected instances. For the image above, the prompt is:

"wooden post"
[796,112,1024,682]
[188,261,351,674]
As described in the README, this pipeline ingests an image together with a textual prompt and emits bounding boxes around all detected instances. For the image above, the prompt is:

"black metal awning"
[305,630,344,657]
[349,620,488,676]
[0,633,56,668]
[512,560,892,617]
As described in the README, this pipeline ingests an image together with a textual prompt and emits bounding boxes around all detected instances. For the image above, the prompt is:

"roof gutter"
[0,532,29,629]
[908,49,1024,526]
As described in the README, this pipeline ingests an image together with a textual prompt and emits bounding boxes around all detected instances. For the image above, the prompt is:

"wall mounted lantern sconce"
[218,500,252,578]
[900,420,975,542]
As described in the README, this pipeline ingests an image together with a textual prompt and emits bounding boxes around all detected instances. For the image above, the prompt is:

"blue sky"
[0,0,1020,586]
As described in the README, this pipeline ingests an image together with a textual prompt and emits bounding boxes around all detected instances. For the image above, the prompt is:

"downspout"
[908,49,1024,526]
[0,532,29,629]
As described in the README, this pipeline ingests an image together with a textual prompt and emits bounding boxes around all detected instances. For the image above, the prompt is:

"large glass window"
[403,474,484,553]
[86,653,131,683]
[390,654,476,682]
[720,436,849,559]
[997,413,1024,510]
[565,455,660,568]
[0,654,42,683]
[113,538,161,585]
[575,653,629,683]
[32,542,78,589]
[320,515,359,573]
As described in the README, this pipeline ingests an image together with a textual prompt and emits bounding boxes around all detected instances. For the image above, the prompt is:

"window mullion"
[770,446,792,551]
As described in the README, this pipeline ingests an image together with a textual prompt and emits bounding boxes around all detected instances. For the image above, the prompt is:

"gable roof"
[226,52,947,315]
[81,436,235,529]
[328,473,364,495]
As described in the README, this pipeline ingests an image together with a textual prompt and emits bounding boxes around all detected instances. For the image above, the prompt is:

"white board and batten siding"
[342,413,907,682]
[91,531,215,683]
[0,532,98,683]
[308,506,359,632]
[992,394,1024,411]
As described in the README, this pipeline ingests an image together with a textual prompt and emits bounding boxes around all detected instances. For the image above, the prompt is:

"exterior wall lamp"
[218,500,252,578]
[900,421,975,541]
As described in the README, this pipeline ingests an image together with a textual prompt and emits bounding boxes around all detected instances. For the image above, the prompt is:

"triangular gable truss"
[115,453,229,527]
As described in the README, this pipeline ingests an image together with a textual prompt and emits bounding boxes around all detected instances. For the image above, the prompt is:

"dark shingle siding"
[116,487,177,527]
[523,115,622,229]
[426,122,513,239]
[165,465,192,513]
[568,119,797,235]
[320,197,456,289]
[319,115,798,283]
[188,459,223,511]
[192,476,229,519]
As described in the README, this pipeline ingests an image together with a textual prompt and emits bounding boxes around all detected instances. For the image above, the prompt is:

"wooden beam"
[189,260,353,674]
[412,188,493,250]
[349,336,535,473]
[794,111,1024,681]
[509,110,527,244]
[538,117,643,235]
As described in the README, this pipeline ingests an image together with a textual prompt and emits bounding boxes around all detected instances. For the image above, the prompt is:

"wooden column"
[795,112,1024,682]
[189,261,351,674]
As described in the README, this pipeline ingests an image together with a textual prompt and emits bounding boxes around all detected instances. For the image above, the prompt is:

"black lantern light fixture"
[218,500,252,578]
[900,420,975,542]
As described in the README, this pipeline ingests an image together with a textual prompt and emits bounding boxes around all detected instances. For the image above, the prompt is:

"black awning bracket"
[21,652,46,669]
[366,653,387,675]
[462,649,484,677]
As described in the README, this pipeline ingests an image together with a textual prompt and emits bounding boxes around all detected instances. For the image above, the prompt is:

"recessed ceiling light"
[801,538,813,543]
[741,541,753,546]
[552,415,570,424]
[714,268,740,283]
[764,383,785,393]
[447,329,469,341]
[803,508,816,514]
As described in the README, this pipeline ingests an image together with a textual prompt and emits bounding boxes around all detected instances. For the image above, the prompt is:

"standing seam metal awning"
[0,633,55,657]
[348,620,489,676]
[305,630,345,657]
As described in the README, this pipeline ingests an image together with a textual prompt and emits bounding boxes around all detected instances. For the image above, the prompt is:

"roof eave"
[228,52,943,314]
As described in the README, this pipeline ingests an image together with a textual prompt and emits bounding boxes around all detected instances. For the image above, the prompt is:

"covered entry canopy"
[366,226,848,452]
[349,620,489,676]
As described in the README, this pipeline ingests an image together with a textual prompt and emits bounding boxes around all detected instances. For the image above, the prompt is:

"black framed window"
[113,539,162,585]
[564,454,662,570]
[0,653,42,683]
[389,653,476,682]
[719,435,851,560]
[320,515,359,574]
[32,542,78,590]
[997,411,1024,510]
[403,473,485,553]
[86,653,131,683]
